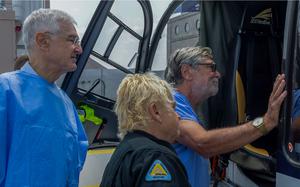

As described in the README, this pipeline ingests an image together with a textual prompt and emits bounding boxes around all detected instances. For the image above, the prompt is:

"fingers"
[264,74,287,127]
[271,75,286,103]
[264,88,287,129]
[270,88,287,111]
[270,74,285,100]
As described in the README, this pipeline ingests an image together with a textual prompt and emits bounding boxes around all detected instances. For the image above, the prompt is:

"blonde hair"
[115,73,174,139]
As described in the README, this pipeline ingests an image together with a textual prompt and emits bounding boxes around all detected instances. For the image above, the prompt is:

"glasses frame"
[172,50,217,72]
[45,32,81,46]
[195,62,217,72]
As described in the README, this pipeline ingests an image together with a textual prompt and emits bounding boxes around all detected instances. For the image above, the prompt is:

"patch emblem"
[145,160,171,181]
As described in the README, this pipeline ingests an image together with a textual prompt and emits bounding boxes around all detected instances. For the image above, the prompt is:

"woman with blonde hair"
[101,73,191,187]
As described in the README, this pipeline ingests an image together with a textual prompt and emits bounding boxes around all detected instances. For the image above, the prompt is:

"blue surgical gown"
[0,63,88,187]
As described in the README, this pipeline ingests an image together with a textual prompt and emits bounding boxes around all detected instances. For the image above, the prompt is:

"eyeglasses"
[46,32,81,46]
[172,50,217,72]
[66,36,81,46]
[196,62,217,72]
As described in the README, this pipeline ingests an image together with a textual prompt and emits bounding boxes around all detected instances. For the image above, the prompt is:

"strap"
[245,38,255,117]
[268,36,281,81]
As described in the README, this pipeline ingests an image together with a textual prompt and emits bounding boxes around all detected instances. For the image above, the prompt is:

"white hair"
[22,8,77,53]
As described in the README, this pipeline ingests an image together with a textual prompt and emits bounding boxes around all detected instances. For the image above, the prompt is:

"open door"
[199,1,300,187]
[231,2,285,186]
[199,1,281,186]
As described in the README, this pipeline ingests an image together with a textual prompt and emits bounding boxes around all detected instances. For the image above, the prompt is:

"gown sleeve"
[0,78,9,186]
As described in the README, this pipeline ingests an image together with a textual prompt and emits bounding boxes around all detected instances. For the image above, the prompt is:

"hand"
[264,74,287,131]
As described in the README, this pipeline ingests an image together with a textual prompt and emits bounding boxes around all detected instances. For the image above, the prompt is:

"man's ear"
[148,102,162,123]
[35,32,50,51]
[181,64,193,80]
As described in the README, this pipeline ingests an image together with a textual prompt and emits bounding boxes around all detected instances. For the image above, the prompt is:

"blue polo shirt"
[293,89,300,120]
[173,91,210,187]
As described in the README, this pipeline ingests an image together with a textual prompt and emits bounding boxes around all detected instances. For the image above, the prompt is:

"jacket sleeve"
[0,78,9,186]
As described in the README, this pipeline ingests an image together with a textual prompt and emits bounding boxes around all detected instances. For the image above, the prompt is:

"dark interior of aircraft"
[199,1,287,186]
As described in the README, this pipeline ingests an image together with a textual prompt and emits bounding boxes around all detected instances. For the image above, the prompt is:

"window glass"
[50,0,99,38]
[76,0,145,100]
[151,0,173,33]
[152,26,168,75]
[110,1,144,35]
[109,31,139,71]
[91,18,139,71]
[196,19,200,30]
[151,7,200,79]
[185,22,190,32]
[175,25,180,35]
[93,18,119,55]
[78,55,127,100]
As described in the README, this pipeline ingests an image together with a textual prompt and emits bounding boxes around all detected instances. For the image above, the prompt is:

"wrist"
[252,117,268,135]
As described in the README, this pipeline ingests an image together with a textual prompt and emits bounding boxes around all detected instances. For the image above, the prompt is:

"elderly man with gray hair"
[164,46,287,187]
[0,9,87,186]
[101,73,191,187]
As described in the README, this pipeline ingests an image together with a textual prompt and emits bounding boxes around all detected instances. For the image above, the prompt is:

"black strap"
[268,36,281,81]
[245,38,255,117]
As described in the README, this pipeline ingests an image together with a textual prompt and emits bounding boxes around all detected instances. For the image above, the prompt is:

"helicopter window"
[110,0,144,36]
[185,22,190,33]
[196,19,200,30]
[175,25,180,35]
[75,1,145,100]
[50,0,98,42]
[78,57,127,100]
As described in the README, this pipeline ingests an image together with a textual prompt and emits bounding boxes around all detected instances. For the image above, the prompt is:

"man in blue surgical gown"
[0,9,88,187]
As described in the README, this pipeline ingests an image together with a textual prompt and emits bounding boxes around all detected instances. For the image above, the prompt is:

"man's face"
[190,58,221,98]
[47,22,83,74]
